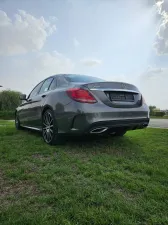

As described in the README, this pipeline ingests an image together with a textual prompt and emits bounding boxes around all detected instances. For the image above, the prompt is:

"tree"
[0,90,22,111]
[149,105,157,116]
[149,105,165,117]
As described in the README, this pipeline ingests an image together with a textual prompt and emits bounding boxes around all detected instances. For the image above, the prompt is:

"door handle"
[41,94,46,98]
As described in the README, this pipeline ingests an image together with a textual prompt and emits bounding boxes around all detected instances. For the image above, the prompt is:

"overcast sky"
[0,0,168,109]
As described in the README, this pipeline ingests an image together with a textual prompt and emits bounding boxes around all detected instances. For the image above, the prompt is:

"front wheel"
[42,109,63,145]
[15,113,22,130]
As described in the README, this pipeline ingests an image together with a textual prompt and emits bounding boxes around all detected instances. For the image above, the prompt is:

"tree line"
[149,106,166,117]
[0,90,22,111]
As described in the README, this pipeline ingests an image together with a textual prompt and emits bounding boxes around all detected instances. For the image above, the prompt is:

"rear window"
[64,74,105,83]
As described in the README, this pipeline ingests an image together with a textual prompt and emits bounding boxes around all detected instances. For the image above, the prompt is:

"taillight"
[142,95,146,104]
[67,88,97,103]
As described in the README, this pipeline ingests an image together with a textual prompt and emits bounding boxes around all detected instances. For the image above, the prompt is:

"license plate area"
[108,92,134,102]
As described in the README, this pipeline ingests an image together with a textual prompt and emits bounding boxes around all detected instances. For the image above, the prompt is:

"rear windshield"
[64,74,105,83]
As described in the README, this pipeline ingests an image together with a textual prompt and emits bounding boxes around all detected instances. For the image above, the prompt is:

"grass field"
[0,121,168,225]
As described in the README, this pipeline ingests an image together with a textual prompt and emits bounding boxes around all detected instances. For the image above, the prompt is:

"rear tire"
[42,109,63,145]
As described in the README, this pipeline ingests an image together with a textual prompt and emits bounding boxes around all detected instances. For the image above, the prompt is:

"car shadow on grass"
[22,128,143,158]
[65,134,142,157]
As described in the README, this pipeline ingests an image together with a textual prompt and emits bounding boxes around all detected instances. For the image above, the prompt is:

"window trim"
[27,76,54,99]
[48,77,57,91]
[38,77,54,95]
[27,81,44,99]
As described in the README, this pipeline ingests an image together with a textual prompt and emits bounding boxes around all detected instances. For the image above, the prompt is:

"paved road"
[149,119,168,129]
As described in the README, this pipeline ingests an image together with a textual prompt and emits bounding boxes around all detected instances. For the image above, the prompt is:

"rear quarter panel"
[42,89,75,133]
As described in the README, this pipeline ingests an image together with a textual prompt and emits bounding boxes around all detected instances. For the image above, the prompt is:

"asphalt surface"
[149,119,168,129]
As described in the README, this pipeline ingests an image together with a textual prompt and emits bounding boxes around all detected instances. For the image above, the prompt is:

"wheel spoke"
[45,114,49,125]
[43,129,47,134]
[49,117,53,125]
[44,114,48,125]
[46,131,50,142]
[48,113,53,125]
[43,122,48,127]
[42,111,55,143]
[46,114,50,125]
[43,130,48,141]
[47,114,51,124]
[45,113,50,125]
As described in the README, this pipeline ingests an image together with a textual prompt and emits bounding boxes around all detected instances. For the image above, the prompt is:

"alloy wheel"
[42,111,54,143]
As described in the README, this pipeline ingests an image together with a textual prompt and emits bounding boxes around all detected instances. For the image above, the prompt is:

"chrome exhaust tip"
[90,127,108,134]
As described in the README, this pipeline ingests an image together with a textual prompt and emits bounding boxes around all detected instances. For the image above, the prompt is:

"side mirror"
[20,94,27,100]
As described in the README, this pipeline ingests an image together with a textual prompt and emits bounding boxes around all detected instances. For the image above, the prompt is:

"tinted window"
[57,76,69,87]
[64,74,105,83]
[49,78,57,91]
[29,82,43,99]
[39,78,53,94]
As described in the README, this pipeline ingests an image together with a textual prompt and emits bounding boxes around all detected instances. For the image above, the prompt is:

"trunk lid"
[81,82,142,108]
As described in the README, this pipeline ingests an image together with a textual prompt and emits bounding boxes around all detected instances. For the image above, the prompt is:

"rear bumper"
[70,118,150,134]
[87,118,149,133]
[56,101,150,134]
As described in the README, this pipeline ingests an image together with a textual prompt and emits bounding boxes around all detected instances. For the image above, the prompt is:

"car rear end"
[66,81,149,134]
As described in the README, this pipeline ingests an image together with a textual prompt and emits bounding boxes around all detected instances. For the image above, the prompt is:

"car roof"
[42,74,65,81]
[50,74,89,79]
[52,74,83,77]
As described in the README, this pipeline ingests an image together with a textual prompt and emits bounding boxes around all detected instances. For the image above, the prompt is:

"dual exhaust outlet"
[90,127,108,134]
[90,123,147,134]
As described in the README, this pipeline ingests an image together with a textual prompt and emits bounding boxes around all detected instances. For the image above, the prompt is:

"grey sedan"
[15,74,150,145]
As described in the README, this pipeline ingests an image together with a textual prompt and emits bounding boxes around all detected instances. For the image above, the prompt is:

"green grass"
[0,120,14,126]
[0,121,168,225]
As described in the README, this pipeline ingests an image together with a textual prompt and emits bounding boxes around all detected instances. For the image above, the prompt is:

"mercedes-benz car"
[15,74,150,145]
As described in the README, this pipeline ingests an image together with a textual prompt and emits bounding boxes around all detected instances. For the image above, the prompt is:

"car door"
[27,77,54,129]
[19,82,43,126]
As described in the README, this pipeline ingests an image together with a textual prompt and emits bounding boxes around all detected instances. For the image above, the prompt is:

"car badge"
[121,83,126,89]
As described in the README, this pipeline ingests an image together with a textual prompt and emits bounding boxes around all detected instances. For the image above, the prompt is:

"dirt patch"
[0,169,39,207]
[112,187,136,201]
[32,153,51,161]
